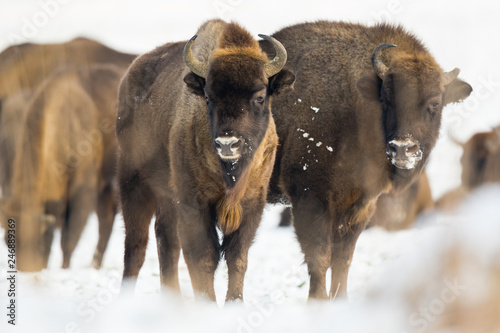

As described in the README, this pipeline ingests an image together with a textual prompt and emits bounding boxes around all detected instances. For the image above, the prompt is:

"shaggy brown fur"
[0,38,136,269]
[280,172,433,231]
[1,65,123,271]
[117,19,294,301]
[261,21,472,299]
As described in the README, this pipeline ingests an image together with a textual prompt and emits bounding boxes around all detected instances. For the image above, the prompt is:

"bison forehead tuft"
[207,53,268,95]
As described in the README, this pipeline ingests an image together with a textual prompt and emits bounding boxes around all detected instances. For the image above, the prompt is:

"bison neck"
[219,158,250,189]
[216,161,252,235]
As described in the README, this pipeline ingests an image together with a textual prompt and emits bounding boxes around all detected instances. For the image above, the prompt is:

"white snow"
[1,0,500,332]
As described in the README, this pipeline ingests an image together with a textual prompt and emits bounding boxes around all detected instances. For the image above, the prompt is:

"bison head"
[459,128,500,189]
[358,43,472,188]
[0,199,56,271]
[183,30,295,188]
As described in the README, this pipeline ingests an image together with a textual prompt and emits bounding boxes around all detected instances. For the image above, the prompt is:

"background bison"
[0,38,136,270]
[261,21,472,299]
[1,65,124,271]
[437,127,500,210]
[368,172,433,230]
[117,19,294,301]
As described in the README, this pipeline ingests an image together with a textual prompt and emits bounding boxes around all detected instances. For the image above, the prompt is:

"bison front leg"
[222,199,264,302]
[92,183,118,269]
[292,196,332,300]
[154,198,181,292]
[178,201,219,301]
[329,218,369,300]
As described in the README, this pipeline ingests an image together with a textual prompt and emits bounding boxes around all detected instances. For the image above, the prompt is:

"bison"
[1,65,124,271]
[368,172,433,230]
[260,21,472,299]
[459,127,500,190]
[0,38,136,269]
[117,19,295,301]
[437,127,500,210]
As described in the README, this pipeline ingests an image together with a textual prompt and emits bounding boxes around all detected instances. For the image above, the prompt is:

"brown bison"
[0,38,136,269]
[459,127,500,189]
[117,19,295,301]
[1,65,124,271]
[260,21,472,299]
[437,127,500,210]
[368,172,433,230]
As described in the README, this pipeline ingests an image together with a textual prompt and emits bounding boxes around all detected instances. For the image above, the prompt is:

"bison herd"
[3,18,498,305]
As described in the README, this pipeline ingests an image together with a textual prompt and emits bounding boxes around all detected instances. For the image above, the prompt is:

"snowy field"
[1,0,500,332]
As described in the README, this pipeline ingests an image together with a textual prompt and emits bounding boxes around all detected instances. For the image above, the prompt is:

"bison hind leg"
[154,198,181,292]
[92,183,118,269]
[120,172,156,291]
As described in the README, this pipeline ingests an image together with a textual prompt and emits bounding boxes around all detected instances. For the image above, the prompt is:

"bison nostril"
[231,138,243,149]
[388,139,420,158]
[406,143,419,155]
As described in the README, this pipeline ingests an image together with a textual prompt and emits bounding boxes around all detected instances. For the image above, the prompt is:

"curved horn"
[371,43,397,79]
[442,67,460,86]
[183,35,208,79]
[258,34,287,78]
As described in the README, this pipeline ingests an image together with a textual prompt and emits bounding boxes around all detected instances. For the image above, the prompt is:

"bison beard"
[263,21,472,300]
[117,19,294,302]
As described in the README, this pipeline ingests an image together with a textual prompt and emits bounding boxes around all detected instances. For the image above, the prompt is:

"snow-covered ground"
[1,1,500,332]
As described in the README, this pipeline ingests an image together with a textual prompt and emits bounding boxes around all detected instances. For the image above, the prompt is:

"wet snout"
[215,136,244,161]
[386,137,423,170]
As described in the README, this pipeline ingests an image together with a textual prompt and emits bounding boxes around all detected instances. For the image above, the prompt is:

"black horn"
[183,35,208,79]
[258,34,287,78]
[371,43,396,79]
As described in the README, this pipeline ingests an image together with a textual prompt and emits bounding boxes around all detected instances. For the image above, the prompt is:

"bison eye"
[255,96,265,104]
[205,96,210,104]
[427,102,440,113]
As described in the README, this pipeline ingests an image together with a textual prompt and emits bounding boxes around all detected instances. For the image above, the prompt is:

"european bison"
[368,172,433,230]
[437,127,500,210]
[1,65,124,271]
[117,19,294,301]
[459,127,500,189]
[261,21,472,299]
[0,38,136,269]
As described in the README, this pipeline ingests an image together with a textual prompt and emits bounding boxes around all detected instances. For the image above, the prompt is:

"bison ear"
[443,78,472,106]
[183,72,206,96]
[356,75,380,101]
[269,68,295,96]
